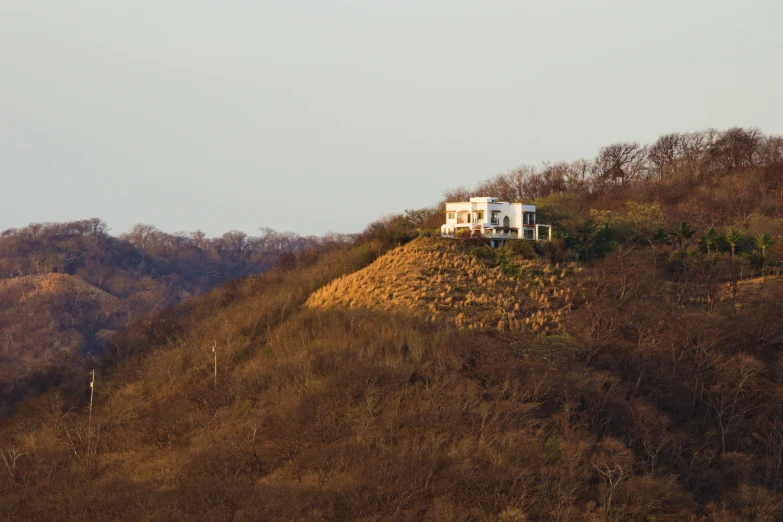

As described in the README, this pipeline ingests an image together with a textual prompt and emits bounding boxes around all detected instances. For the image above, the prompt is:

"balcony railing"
[441,230,545,241]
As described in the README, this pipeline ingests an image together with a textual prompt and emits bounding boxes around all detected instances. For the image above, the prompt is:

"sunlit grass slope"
[307,237,577,333]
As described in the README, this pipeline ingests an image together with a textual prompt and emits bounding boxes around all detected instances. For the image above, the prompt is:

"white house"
[441,197,552,247]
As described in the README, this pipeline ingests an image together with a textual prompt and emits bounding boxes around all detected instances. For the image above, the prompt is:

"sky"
[2,1,782,237]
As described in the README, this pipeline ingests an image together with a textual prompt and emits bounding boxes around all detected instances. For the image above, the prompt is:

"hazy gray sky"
[2,1,782,236]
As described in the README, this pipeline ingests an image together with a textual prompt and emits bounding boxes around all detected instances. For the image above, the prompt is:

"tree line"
[443,127,782,205]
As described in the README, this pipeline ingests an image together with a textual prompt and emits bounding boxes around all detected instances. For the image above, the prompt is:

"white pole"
[89,369,95,424]
[212,341,217,388]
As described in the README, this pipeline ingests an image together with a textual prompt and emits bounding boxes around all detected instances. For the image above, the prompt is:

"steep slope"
[307,238,576,333]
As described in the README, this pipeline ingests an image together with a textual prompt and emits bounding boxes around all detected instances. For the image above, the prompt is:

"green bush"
[502,240,536,259]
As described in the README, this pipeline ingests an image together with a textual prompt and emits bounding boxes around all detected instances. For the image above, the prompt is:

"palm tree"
[756,232,774,261]
[702,226,720,254]
[725,229,744,259]
[670,221,694,253]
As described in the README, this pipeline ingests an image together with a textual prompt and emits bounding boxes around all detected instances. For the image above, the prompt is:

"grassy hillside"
[1,227,782,520]
[307,238,576,333]
[1,127,783,520]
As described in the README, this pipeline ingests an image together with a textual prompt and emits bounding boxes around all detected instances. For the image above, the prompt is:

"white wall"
[441,198,546,240]
[443,200,535,230]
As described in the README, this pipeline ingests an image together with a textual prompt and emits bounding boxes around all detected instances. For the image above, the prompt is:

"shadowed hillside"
[0,219,337,411]
[0,274,120,406]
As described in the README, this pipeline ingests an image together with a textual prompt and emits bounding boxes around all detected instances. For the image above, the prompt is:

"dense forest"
[1,127,783,520]
[0,221,339,412]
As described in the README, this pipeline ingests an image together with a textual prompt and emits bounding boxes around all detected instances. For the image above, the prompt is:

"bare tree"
[121,223,159,250]
[593,142,648,187]
[591,437,633,520]
[704,355,765,454]
[564,159,594,195]
[220,230,247,258]
[442,186,472,205]
[648,133,682,180]
[703,127,764,178]
[0,446,26,482]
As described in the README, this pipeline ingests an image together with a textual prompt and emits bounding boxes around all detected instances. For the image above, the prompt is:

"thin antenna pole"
[89,369,95,424]
[212,341,217,389]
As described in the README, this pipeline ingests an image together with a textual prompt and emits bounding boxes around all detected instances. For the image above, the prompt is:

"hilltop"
[0,273,119,309]
[307,237,576,333]
[0,274,119,405]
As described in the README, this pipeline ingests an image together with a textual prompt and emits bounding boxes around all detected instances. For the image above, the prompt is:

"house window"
[490,212,499,225]
[524,229,534,240]
[503,216,510,227]
[447,212,455,220]
[476,211,484,221]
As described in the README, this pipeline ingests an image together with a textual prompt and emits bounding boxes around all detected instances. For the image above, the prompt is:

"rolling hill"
[307,237,576,333]
[0,220,326,412]
[0,228,781,520]
[1,127,783,520]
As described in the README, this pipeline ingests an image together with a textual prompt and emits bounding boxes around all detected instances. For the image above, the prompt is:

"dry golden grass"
[717,274,783,310]
[307,238,575,333]
[0,273,119,311]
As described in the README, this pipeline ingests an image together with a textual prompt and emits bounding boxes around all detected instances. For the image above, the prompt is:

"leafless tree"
[648,133,682,180]
[704,355,765,454]
[442,186,472,205]
[0,446,26,482]
[593,142,648,187]
[703,127,764,178]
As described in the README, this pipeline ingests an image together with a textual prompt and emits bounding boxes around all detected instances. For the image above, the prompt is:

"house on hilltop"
[441,197,552,248]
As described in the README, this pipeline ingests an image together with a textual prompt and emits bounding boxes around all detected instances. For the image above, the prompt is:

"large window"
[447,212,455,220]
[503,216,510,227]
[476,211,484,221]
